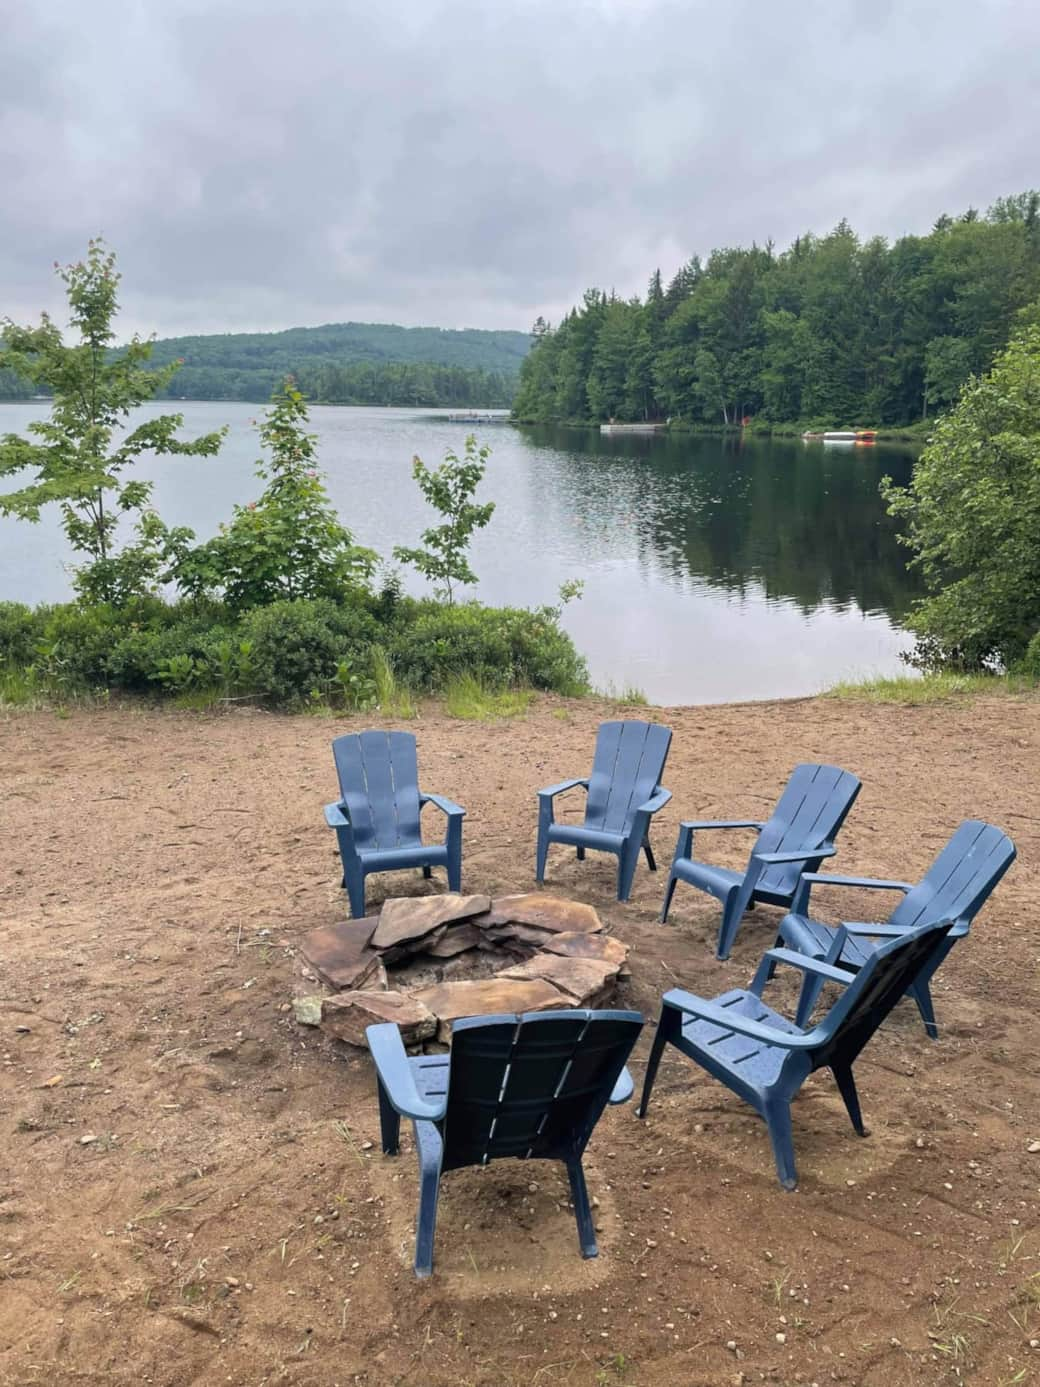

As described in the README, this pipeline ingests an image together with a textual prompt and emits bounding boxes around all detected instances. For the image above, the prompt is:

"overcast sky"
[2,0,1038,340]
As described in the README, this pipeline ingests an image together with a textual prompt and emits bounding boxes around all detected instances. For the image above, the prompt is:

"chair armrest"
[761,948,857,984]
[324,801,350,829]
[678,819,765,832]
[366,1023,447,1122]
[421,792,466,818]
[755,845,837,866]
[791,871,914,915]
[538,778,589,799]
[636,786,672,815]
[799,872,914,892]
[841,921,915,937]
[608,1065,634,1105]
[661,988,817,1050]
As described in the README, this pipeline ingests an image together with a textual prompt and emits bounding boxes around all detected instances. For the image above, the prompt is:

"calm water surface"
[0,403,919,703]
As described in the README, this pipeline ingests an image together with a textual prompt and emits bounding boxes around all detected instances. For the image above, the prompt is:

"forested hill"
[512,191,1040,428]
[145,321,530,405]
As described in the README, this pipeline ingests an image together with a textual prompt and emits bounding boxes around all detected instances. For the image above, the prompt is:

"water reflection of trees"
[524,427,920,620]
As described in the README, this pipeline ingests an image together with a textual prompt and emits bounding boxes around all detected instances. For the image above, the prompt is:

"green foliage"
[370,645,418,718]
[443,674,534,720]
[330,657,377,711]
[240,599,353,707]
[393,434,496,602]
[0,592,588,709]
[0,241,225,603]
[825,672,1034,703]
[596,682,650,706]
[385,601,589,694]
[0,602,38,668]
[1017,630,1040,680]
[512,194,1040,428]
[174,379,375,611]
[883,323,1040,670]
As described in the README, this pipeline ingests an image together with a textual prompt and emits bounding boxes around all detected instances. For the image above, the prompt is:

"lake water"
[0,402,919,703]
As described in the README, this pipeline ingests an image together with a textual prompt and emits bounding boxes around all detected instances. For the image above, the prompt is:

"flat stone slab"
[322,990,436,1047]
[473,895,602,934]
[411,978,565,1040]
[424,923,484,958]
[371,894,491,950]
[299,917,382,990]
[541,932,629,966]
[499,953,619,1006]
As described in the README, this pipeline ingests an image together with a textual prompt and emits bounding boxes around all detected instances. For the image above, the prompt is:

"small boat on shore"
[802,429,877,446]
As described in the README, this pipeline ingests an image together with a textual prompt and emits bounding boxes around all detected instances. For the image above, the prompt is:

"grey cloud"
[2,0,1038,337]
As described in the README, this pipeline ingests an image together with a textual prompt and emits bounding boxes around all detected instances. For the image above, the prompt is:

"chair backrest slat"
[332,731,423,851]
[891,820,1016,931]
[441,1010,642,1172]
[809,920,954,1070]
[754,764,861,894]
[585,721,672,835]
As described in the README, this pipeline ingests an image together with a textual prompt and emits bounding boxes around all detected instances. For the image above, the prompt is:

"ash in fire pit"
[294,894,630,1047]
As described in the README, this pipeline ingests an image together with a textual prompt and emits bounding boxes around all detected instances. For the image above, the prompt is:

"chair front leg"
[749,934,784,997]
[617,834,644,902]
[535,796,554,884]
[445,814,463,893]
[716,861,764,959]
[904,936,951,1039]
[831,1063,867,1136]
[643,837,657,872]
[565,1156,598,1259]
[637,1010,676,1117]
[763,1095,798,1191]
[659,871,679,924]
[414,1145,443,1278]
[377,1078,401,1155]
[344,858,367,919]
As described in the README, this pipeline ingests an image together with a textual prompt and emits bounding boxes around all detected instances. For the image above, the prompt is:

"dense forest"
[512,192,1040,428]
[0,320,529,405]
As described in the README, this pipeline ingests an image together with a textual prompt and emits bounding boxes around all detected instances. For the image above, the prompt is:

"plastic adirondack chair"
[637,919,955,1189]
[367,1008,643,1276]
[536,720,673,902]
[752,819,1016,1038]
[659,763,861,960]
[324,730,465,918]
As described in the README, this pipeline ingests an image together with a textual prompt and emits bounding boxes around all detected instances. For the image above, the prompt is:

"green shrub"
[241,599,348,707]
[1017,631,1040,680]
[104,610,237,691]
[0,591,589,708]
[0,602,41,668]
[35,604,125,687]
[386,601,588,694]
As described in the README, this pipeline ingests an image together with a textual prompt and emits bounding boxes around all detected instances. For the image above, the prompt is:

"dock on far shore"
[438,411,514,424]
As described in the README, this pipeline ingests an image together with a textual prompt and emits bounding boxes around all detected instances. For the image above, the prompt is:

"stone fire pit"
[293,893,630,1048]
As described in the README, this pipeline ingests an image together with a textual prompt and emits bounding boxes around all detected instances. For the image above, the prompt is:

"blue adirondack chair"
[637,919,955,1189]
[752,819,1016,1037]
[367,1008,643,1276]
[536,720,673,902]
[659,763,862,960]
[324,730,465,918]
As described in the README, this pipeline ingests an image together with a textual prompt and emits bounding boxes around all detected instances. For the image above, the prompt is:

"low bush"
[0,602,39,668]
[1015,630,1040,681]
[386,601,589,695]
[0,592,588,710]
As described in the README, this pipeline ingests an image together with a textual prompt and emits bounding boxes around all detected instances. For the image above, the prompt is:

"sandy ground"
[1,694,1038,1387]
